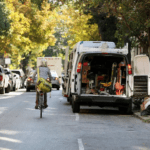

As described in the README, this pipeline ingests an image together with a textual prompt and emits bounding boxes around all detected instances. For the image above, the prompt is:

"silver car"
[51,71,60,90]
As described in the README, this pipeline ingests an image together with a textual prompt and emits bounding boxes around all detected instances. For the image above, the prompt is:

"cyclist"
[33,58,52,109]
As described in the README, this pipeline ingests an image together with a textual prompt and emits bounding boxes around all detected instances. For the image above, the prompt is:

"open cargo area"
[80,54,128,96]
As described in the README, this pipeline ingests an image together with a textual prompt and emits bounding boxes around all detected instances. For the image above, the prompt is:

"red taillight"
[27,77,33,82]
[77,62,82,73]
[128,64,132,74]
[64,95,68,97]
[39,92,44,96]
[0,75,3,81]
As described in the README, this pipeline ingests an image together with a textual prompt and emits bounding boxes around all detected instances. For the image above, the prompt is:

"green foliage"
[90,0,150,49]
[4,0,57,71]
[0,2,10,36]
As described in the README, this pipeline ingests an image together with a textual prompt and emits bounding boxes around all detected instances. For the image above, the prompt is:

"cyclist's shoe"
[35,105,38,109]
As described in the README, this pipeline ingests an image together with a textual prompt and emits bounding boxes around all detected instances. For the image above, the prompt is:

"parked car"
[4,68,16,91]
[11,69,26,88]
[26,70,37,92]
[13,73,21,90]
[51,70,60,90]
[0,65,10,94]
[24,70,35,88]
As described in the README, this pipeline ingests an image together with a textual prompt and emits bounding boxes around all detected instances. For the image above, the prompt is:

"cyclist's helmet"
[41,58,47,67]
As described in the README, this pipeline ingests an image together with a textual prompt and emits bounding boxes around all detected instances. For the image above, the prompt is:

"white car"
[51,70,60,90]
[13,73,21,90]
[0,65,10,94]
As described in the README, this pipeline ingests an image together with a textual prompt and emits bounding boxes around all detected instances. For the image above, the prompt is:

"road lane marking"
[78,139,84,150]
[75,113,79,121]
[0,130,18,135]
[0,148,12,150]
[0,137,22,143]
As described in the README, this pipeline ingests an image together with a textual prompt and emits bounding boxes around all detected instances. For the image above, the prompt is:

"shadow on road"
[79,108,133,115]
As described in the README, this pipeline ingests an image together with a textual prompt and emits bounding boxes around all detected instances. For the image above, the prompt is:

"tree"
[58,3,100,49]
[0,2,10,36]
[4,0,57,72]
[88,0,150,52]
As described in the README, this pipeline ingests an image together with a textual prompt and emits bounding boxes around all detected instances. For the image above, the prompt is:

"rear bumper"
[52,84,60,88]
[75,94,132,107]
[26,83,35,89]
[51,81,60,88]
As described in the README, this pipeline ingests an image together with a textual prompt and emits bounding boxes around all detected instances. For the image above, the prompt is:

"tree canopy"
[0,0,150,71]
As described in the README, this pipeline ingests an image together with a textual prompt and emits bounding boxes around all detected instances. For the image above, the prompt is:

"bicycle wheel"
[40,104,42,118]
[39,93,43,118]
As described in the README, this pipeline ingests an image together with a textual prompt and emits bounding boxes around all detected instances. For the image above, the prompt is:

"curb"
[133,112,150,123]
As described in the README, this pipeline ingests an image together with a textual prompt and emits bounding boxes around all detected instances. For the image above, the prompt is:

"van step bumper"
[75,95,132,104]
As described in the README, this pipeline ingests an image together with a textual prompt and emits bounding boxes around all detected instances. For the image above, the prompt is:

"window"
[11,71,21,76]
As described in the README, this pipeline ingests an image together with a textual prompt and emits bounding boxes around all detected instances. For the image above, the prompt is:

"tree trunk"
[21,52,31,75]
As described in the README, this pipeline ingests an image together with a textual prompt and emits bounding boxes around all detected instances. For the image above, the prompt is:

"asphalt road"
[0,88,150,150]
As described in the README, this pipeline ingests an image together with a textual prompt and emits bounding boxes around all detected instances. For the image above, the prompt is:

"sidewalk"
[133,111,150,123]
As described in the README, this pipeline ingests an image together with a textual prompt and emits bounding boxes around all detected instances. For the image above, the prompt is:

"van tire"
[0,86,5,94]
[69,97,72,105]
[13,84,16,91]
[72,99,80,113]
[26,88,30,92]
[67,97,70,102]
[5,85,10,93]
[119,103,132,114]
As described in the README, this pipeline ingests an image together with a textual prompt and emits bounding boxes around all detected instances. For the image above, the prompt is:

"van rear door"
[133,55,150,97]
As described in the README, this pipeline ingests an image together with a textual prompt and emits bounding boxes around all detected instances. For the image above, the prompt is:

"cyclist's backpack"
[36,68,52,92]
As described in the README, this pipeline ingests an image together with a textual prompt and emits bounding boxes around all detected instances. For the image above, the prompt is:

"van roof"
[74,41,128,55]
[81,41,116,48]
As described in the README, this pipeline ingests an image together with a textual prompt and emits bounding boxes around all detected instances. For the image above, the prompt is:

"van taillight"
[83,62,88,66]
[27,77,33,82]
[77,62,82,73]
[0,75,2,81]
[128,64,132,74]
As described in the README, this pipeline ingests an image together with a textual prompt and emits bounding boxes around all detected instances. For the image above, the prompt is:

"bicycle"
[37,89,44,118]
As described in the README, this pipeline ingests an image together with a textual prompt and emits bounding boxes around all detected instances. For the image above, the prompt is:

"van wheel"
[57,87,59,90]
[26,88,30,92]
[67,97,72,104]
[67,97,70,102]
[0,86,5,94]
[13,84,16,91]
[72,97,80,113]
[5,85,10,93]
[69,97,72,105]
[119,104,132,114]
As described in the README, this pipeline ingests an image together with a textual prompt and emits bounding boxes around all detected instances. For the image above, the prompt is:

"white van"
[62,41,133,114]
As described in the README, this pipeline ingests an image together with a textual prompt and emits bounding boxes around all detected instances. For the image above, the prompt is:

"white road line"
[78,139,84,150]
[75,113,79,121]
